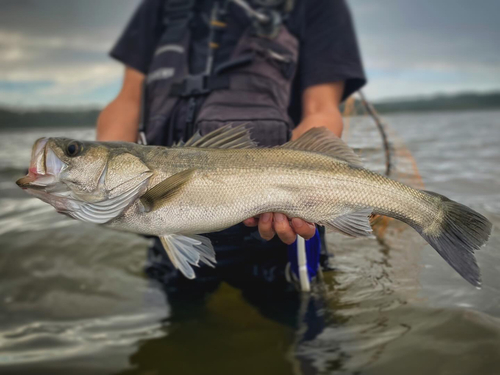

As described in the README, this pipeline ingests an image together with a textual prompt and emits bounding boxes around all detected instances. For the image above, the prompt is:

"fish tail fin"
[412,191,492,287]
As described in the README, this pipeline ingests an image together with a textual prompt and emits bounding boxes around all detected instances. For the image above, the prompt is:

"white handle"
[297,235,310,292]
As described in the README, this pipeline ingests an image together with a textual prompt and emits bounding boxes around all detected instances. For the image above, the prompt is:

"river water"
[0,110,499,374]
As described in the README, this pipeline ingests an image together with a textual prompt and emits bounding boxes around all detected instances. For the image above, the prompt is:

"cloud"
[348,0,500,99]
[0,58,123,107]
[0,0,498,107]
[0,0,140,44]
[0,31,124,107]
[0,0,139,107]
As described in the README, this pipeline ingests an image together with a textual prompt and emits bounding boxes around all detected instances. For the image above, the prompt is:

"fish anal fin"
[140,168,196,212]
[181,124,257,149]
[281,127,362,167]
[159,234,216,279]
[321,207,374,238]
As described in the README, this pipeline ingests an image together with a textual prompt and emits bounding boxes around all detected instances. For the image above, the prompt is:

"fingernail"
[292,218,303,228]
[308,222,316,229]
[261,213,271,223]
[274,213,285,222]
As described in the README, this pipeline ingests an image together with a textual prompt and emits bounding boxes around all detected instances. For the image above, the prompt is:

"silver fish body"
[17,126,492,284]
[109,147,431,236]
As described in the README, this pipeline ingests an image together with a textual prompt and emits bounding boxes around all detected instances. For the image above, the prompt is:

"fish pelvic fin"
[140,168,196,212]
[413,191,492,287]
[159,234,216,279]
[280,127,363,167]
[321,207,374,238]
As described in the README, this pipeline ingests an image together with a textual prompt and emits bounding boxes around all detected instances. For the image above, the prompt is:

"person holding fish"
[94,0,367,289]
[17,0,491,304]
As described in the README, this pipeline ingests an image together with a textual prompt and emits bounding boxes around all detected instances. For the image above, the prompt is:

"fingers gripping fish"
[16,125,492,285]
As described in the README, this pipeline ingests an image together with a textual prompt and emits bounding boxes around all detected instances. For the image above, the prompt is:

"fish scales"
[110,147,437,236]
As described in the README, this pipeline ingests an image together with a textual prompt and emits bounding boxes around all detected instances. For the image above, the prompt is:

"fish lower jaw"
[18,144,66,189]
[17,172,50,188]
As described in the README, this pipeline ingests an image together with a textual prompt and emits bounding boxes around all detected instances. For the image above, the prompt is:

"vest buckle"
[183,75,208,96]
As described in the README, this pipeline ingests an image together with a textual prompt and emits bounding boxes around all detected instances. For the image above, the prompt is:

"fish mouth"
[16,138,66,190]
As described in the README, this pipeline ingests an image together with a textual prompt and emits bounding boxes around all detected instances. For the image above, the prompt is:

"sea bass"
[16,125,492,285]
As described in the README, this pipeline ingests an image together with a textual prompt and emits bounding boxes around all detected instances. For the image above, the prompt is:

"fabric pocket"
[195,26,299,147]
[196,98,291,146]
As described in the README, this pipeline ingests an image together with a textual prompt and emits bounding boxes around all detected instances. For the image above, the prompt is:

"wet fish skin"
[16,126,492,284]
[108,147,425,235]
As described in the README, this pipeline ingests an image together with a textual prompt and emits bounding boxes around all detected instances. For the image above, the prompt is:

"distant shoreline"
[1,92,499,130]
[0,109,101,130]
[359,92,500,115]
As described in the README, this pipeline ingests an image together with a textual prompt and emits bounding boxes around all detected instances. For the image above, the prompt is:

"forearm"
[96,97,141,142]
[96,66,144,142]
[292,81,345,140]
[294,108,343,139]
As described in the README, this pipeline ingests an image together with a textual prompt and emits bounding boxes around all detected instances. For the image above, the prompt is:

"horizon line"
[1,89,499,112]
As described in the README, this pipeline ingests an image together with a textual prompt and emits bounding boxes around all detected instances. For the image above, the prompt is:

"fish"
[16,125,492,285]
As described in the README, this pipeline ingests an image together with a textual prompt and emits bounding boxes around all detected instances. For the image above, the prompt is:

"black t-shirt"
[111,0,366,125]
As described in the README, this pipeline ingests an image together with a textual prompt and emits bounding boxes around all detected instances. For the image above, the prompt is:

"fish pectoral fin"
[140,168,196,212]
[280,127,362,167]
[159,234,216,279]
[321,207,374,238]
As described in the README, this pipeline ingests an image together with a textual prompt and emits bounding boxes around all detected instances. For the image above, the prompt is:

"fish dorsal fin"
[281,127,362,166]
[140,168,196,212]
[182,132,202,147]
[174,140,185,147]
[181,124,257,149]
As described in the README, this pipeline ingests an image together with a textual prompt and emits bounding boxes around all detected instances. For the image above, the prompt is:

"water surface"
[1,110,499,374]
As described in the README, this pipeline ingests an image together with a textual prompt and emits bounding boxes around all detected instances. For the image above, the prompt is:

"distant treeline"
[371,92,500,114]
[1,92,499,129]
[0,108,100,129]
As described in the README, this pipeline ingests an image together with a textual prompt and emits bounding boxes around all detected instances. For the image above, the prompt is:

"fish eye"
[66,141,82,157]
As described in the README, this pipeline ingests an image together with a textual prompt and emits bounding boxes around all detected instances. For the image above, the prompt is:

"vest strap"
[162,0,196,43]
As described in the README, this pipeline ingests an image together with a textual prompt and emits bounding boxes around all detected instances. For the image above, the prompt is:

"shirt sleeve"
[301,0,366,100]
[110,0,164,74]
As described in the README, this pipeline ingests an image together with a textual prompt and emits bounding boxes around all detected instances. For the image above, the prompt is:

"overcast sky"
[0,0,498,108]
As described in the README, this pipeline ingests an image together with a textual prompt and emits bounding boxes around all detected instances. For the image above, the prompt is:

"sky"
[0,0,499,108]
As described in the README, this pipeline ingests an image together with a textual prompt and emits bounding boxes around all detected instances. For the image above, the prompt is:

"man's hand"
[243,214,316,245]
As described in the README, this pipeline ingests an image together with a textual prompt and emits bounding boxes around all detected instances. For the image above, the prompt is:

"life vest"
[139,0,299,147]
